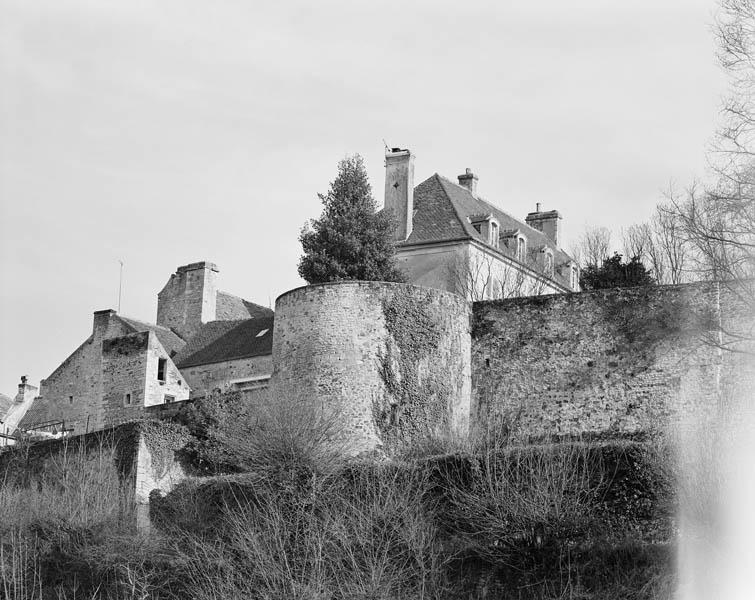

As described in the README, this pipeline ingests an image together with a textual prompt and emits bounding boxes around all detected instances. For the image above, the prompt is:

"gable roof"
[173,316,274,368]
[402,173,575,287]
[118,316,187,357]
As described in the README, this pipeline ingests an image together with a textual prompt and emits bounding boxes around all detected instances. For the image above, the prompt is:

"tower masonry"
[157,262,219,340]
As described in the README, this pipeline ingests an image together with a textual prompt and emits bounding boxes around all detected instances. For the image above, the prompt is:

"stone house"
[384,148,579,299]
[15,262,273,437]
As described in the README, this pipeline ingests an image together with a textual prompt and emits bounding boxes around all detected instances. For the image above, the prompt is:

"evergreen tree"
[298,154,405,284]
[580,252,655,290]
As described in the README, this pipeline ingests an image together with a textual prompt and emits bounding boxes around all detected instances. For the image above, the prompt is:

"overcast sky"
[0,0,727,395]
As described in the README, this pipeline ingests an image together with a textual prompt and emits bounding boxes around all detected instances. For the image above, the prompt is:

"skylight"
[256,328,269,338]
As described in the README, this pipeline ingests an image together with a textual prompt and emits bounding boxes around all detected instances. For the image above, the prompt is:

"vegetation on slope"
[0,402,679,600]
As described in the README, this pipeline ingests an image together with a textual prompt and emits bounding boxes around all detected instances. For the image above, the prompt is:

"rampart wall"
[470,282,753,438]
[271,282,471,454]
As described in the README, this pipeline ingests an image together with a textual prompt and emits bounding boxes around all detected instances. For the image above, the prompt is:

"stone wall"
[470,282,745,438]
[28,310,134,433]
[180,354,272,398]
[101,331,189,428]
[143,332,190,408]
[0,422,188,526]
[271,281,471,454]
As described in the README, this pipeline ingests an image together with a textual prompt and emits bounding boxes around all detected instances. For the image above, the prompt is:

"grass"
[0,413,679,600]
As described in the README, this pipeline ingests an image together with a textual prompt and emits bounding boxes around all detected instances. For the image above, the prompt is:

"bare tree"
[652,199,690,284]
[573,226,612,269]
[667,1,755,292]
[624,196,691,285]
[446,250,550,301]
[621,223,652,264]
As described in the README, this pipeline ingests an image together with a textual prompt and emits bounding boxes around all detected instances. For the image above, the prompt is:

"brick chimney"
[457,168,478,196]
[384,148,415,242]
[525,205,562,247]
[157,261,219,340]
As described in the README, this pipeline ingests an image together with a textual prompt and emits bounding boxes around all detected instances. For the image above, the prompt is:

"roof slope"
[0,392,13,421]
[402,174,574,287]
[118,316,187,357]
[173,317,274,368]
[216,291,274,321]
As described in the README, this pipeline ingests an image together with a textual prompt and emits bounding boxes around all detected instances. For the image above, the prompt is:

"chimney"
[93,309,118,337]
[384,148,415,242]
[525,205,562,247]
[457,168,478,196]
[157,261,219,340]
[16,376,38,404]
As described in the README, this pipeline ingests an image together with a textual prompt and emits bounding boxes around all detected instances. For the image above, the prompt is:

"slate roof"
[173,317,274,368]
[0,392,13,422]
[401,174,575,288]
[118,316,187,357]
[216,291,274,321]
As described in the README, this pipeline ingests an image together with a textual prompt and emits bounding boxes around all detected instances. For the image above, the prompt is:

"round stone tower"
[270,281,471,454]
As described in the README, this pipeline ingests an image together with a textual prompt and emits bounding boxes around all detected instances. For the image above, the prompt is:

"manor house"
[385,148,579,299]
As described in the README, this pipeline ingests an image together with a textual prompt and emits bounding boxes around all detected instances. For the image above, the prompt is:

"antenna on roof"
[117,260,124,313]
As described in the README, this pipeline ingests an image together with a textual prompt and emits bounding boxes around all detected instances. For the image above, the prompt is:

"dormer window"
[517,237,527,262]
[490,220,499,249]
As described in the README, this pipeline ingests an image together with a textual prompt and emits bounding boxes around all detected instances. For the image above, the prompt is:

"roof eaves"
[468,238,571,292]
[177,349,272,369]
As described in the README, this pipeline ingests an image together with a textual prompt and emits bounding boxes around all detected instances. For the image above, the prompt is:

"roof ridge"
[118,314,174,332]
[437,173,566,255]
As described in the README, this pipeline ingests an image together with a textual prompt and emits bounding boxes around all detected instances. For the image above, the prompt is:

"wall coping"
[471,279,724,310]
[275,280,471,305]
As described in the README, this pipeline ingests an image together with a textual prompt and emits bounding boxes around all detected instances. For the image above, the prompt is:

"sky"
[0,0,728,395]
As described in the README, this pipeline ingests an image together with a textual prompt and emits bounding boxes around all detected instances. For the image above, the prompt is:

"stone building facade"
[15,262,274,437]
[384,148,580,300]
[19,310,190,435]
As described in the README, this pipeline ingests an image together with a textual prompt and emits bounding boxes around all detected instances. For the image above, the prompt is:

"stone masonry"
[271,281,472,454]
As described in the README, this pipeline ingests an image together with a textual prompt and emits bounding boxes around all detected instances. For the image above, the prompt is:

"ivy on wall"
[376,291,450,443]
[139,420,191,477]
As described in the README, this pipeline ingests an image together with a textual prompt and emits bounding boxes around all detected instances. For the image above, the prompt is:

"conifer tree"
[298,154,405,284]
[580,252,655,290]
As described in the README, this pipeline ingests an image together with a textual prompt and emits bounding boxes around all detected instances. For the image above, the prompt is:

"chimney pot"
[536,202,541,212]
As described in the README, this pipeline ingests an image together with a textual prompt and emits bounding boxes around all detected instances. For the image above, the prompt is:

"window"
[157,358,167,382]
[164,394,175,404]
[124,392,132,406]
[490,221,499,248]
[571,266,579,290]
[545,253,554,276]
[69,395,73,404]
[517,237,526,261]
